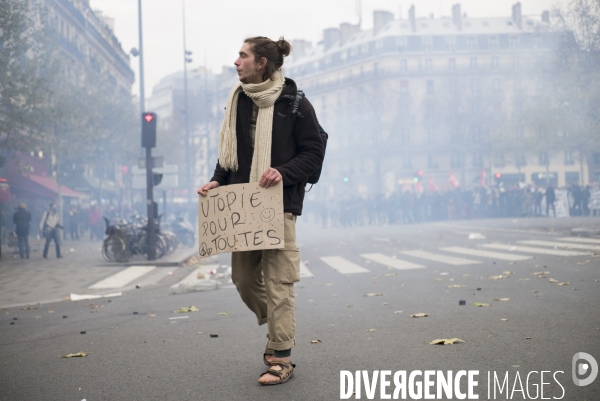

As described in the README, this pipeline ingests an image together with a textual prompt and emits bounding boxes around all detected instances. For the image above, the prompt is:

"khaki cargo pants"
[231,213,300,351]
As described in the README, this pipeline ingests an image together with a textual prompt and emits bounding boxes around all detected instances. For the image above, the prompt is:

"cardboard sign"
[197,182,284,258]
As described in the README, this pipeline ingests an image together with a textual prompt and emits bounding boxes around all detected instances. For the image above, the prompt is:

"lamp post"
[182,0,193,217]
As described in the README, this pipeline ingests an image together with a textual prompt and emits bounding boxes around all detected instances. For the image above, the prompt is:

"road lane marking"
[89,266,156,289]
[127,269,174,289]
[401,250,480,265]
[300,261,314,278]
[360,253,425,270]
[440,247,531,261]
[320,256,370,274]
[517,240,600,251]
[557,237,600,244]
[481,243,589,257]
[171,264,219,288]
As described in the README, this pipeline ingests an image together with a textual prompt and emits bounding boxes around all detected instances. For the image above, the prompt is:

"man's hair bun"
[277,37,292,57]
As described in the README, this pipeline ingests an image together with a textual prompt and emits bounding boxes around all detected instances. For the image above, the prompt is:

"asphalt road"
[1,217,599,401]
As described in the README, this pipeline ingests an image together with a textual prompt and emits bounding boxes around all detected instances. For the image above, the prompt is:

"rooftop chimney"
[541,10,550,23]
[452,3,462,31]
[512,2,522,29]
[409,5,416,32]
[373,10,394,35]
[291,39,312,61]
[340,22,361,45]
[323,27,340,51]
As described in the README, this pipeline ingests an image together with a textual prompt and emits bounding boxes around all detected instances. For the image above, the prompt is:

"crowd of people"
[304,183,598,228]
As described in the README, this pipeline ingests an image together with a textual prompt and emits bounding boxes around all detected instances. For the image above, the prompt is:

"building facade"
[284,3,587,199]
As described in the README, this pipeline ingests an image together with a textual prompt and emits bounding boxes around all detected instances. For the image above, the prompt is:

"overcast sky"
[89,0,567,99]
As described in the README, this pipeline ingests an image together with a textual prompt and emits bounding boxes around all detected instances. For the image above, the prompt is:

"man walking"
[39,203,62,258]
[545,184,556,217]
[198,36,324,385]
[13,203,31,259]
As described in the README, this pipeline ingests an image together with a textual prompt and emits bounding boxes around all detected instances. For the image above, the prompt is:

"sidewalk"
[0,237,199,308]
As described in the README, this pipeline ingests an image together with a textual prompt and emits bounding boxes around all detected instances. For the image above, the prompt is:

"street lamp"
[182,0,193,219]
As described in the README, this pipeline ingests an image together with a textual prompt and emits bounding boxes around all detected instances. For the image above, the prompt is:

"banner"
[197,182,284,258]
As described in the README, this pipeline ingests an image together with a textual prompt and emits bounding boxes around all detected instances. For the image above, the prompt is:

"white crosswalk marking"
[557,237,600,244]
[300,261,314,278]
[171,264,219,288]
[89,266,156,289]
[401,250,480,265]
[360,253,425,270]
[440,247,531,261]
[481,243,589,257]
[518,240,600,251]
[320,256,369,274]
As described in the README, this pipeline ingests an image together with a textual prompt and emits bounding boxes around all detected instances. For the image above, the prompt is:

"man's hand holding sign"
[197,181,284,257]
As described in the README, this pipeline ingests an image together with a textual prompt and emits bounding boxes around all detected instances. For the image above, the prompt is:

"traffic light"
[495,173,502,179]
[414,170,423,182]
[141,112,157,148]
[152,172,163,186]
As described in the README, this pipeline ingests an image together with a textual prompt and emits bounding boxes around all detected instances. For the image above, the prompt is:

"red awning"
[0,180,11,202]
[9,173,86,200]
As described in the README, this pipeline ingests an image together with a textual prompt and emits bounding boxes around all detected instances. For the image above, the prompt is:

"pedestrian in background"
[39,203,62,258]
[13,203,31,259]
[545,184,556,217]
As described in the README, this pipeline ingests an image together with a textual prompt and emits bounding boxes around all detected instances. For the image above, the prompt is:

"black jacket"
[211,78,324,215]
[13,209,31,235]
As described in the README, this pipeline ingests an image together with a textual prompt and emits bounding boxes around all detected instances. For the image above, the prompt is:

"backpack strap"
[291,90,304,119]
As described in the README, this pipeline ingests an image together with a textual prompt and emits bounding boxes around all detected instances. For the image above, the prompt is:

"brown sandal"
[259,360,295,386]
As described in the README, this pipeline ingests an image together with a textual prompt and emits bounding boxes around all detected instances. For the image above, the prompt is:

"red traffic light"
[144,113,154,123]
[417,170,424,176]
[495,173,502,179]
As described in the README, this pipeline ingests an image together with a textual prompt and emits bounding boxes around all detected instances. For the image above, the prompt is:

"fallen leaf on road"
[148,314,156,317]
[394,311,403,314]
[429,338,465,345]
[311,339,321,344]
[463,274,470,277]
[61,352,88,358]
[364,293,384,297]
[448,284,466,288]
[473,302,491,307]
[532,290,538,293]
[366,329,376,332]
[501,318,508,321]
[494,298,510,301]
[381,302,388,306]
[217,311,230,316]
[525,337,531,340]
[433,278,443,282]
[332,294,338,297]
[197,331,204,334]
[47,310,55,314]
[21,306,38,310]
[410,313,428,318]
[196,272,205,279]
[326,283,335,286]
[548,278,559,283]
[489,275,504,280]
[557,282,570,286]
[35,316,41,319]
[385,273,396,277]
[174,306,199,313]
[502,271,514,275]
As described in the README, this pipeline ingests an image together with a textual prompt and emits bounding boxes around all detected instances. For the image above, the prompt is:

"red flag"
[479,169,486,187]
[449,170,460,188]
[428,174,439,193]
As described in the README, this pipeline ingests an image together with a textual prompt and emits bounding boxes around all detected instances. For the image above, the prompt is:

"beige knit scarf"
[218,70,285,183]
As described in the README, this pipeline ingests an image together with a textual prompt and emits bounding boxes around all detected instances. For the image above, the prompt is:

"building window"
[397,37,407,51]
[513,57,520,69]
[448,58,456,70]
[446,36,456,50]
[564,151,575,165]
[538,152,549,166]
[361,44,369,54]
[473,153,484,167]
[514,78,522,92]
[493,78,501,92]
[491,56,499,70]
[489,36,499,50]
[470,57,478,70]
[400,80,409,92]
[533,35,541,48]
[428,154,438,169]
[400,59,407,71]
[468,36,478,51]
[375,40,384,50]
[509,35,519,49]
[470,79,479,94]
[374,62,378,75]
[422,36,433,52]
[403,155,412,170]
[426,80,435,94]
[451,153,464,168]
[425,58,432,71]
